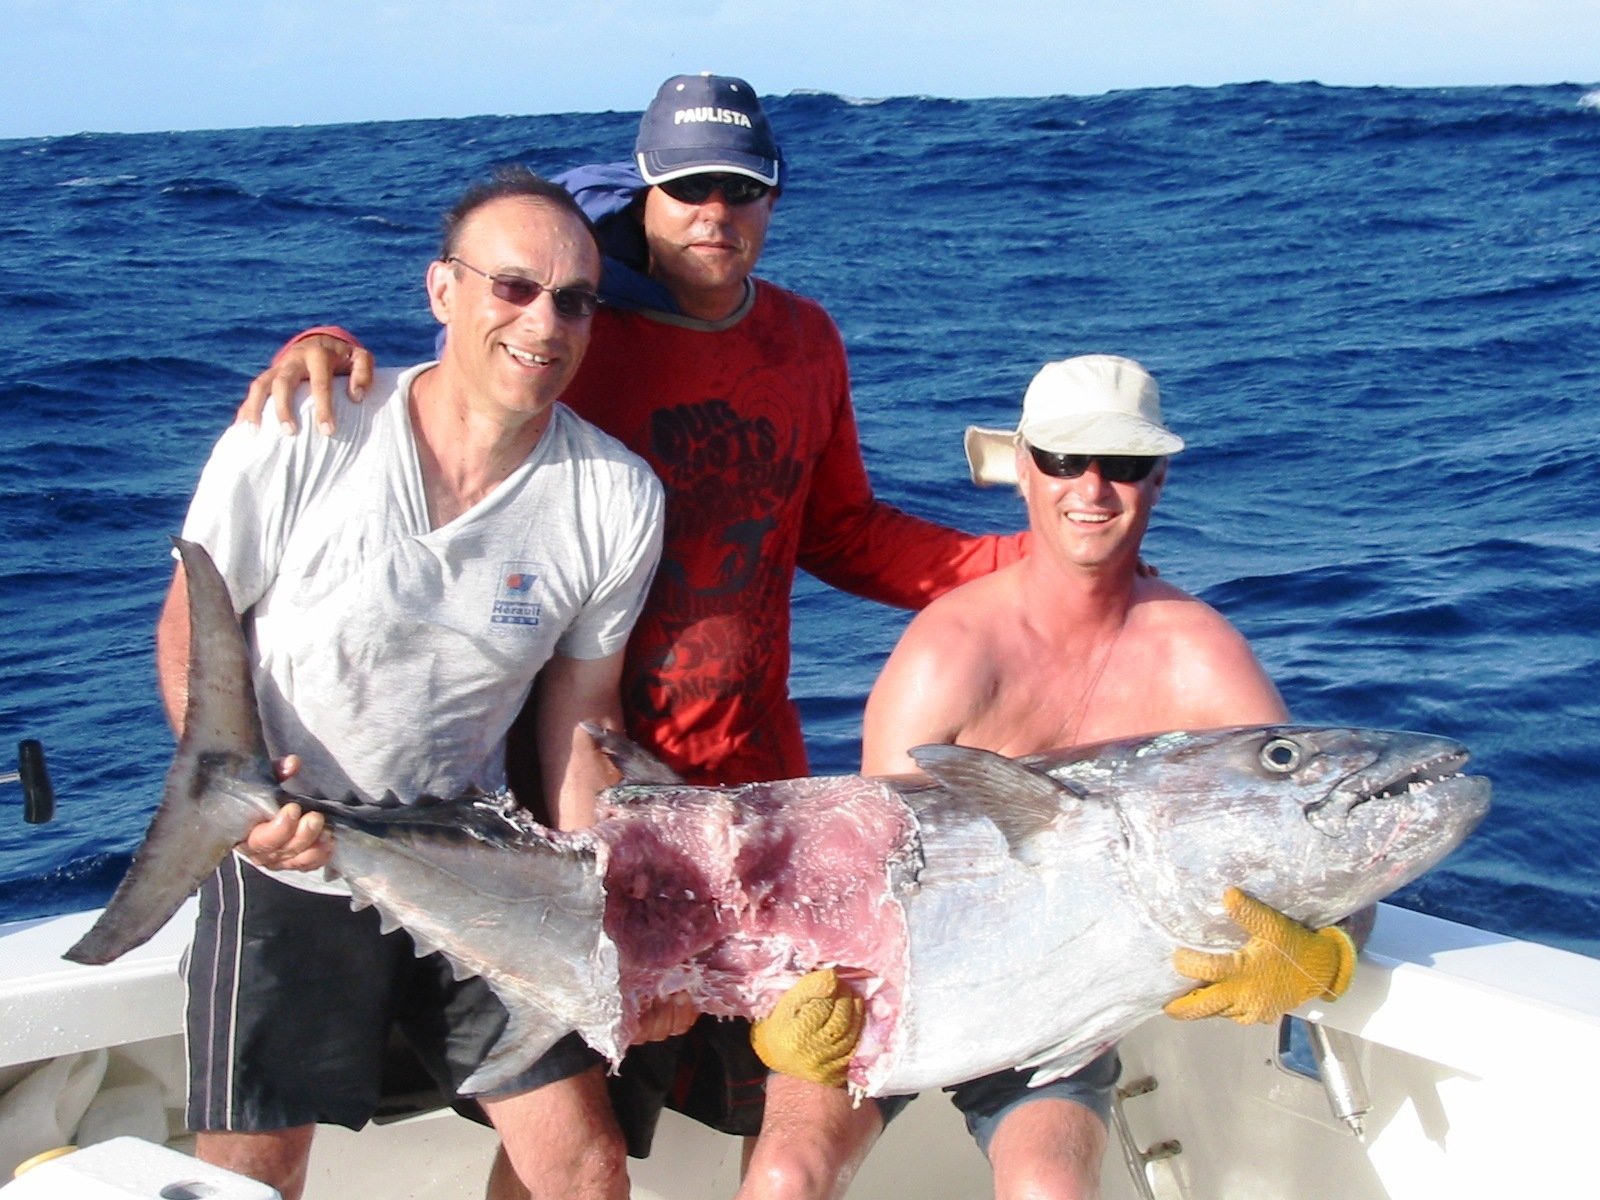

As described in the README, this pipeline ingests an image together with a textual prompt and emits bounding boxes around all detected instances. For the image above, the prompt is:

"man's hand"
[630,993,699,1045]
[1164,887,1357,1026]
[239,801,333,872]
[237,756,334,872]
[750,967,864,1088]
[237,334,373,435]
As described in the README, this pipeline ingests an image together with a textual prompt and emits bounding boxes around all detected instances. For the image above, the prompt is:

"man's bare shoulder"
[880,568,1023,698]
[905,567,1019,648]
[863,570,1023,772]
[1137,593,1263,678]
[1131,577,1245,638]
[1123,578,1286,726]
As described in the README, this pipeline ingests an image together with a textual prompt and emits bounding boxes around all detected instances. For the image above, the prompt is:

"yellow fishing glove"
[750,967,864,1088]
[1164,887,1357,1026]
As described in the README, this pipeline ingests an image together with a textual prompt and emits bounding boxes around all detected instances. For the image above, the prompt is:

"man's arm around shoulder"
[238,328,375,434]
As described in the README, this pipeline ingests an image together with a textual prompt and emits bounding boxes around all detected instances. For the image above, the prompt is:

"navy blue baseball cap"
[635,73,784,188]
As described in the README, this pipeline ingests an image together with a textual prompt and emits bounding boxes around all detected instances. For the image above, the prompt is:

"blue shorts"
[946,1046,1121,1156]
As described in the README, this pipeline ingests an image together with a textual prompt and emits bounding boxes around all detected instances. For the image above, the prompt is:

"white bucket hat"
[964,354,1185,487]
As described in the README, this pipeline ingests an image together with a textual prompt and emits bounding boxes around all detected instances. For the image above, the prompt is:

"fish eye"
[1259,737,1302,773]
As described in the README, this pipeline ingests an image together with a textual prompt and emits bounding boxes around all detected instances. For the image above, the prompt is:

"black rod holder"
[16,740,55,824]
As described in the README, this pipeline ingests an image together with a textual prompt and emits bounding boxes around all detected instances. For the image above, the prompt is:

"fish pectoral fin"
[908,744,1082,852]
[582,722,684,786]
[456,1001,589,1095]
[1017,1039,1115,1089]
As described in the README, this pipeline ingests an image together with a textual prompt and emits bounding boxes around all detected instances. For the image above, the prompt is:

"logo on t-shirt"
[492,564,545,626]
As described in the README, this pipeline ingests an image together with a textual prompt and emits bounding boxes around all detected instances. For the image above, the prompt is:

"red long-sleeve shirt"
[560,283,1025,783]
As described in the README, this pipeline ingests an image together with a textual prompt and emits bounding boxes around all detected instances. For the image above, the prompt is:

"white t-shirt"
[181,362,663,809]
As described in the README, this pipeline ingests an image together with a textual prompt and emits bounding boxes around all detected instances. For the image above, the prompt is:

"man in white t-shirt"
[154,167,664,1200]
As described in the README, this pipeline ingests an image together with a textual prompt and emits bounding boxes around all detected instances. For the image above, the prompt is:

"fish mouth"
[1309,740,1480,836]
[1366,747,1471,801]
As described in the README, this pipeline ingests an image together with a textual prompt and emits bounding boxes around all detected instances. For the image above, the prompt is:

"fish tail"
[65,539,278,965]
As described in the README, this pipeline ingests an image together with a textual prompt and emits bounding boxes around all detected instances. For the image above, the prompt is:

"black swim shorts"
[184,857,600,1132]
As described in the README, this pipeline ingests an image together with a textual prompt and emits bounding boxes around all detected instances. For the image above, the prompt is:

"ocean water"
[1,82,1596,956]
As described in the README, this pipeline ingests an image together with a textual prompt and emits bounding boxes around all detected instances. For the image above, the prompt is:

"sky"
[3,0,1598,140]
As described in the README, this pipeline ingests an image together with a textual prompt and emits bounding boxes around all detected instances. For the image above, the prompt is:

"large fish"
[67,539,1490,1097]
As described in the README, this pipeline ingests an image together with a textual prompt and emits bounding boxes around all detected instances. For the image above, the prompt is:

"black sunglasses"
[447,257,599,320]
[1027,444,1161,483]
[656,173,773,207]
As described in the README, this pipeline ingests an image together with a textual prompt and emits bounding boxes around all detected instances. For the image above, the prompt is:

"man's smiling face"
[429,195,601,425]
[1016,442,1167,573]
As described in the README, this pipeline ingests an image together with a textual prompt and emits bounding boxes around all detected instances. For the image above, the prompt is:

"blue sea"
[2,83,1596,957]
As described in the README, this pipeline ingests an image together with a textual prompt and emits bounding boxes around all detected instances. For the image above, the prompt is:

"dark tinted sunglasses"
[656,173,773,206]
[447,257,599,320]
[1027,444,1161,483]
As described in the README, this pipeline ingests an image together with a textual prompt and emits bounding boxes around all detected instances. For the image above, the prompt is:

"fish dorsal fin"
[581,722,684,784]
[908,744,1084,851]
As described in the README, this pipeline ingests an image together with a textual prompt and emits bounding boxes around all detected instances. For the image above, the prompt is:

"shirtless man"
[858,354,1356,1198]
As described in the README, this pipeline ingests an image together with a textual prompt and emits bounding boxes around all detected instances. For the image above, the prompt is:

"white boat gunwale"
[3,899,1597,1198]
